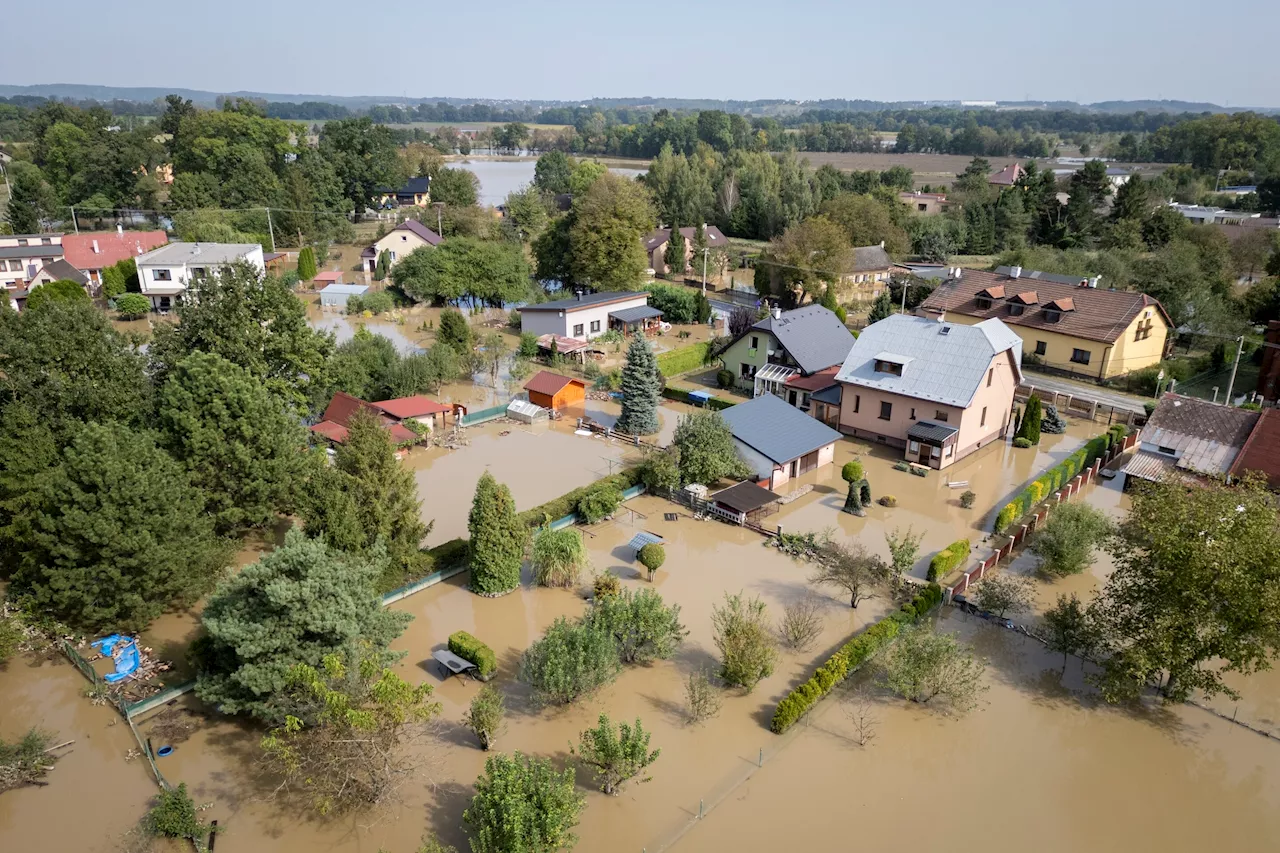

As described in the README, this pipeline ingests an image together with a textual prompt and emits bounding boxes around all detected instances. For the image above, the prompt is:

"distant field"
[798,152,1021,185]
[307,119,572,132]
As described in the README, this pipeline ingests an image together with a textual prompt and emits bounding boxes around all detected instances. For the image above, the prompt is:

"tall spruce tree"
[663,226,686,275]
[297,246,318,281]
[468,472,526,595]
[9,423,228,632]
[1016,395,1043,445]
[866,289,894,324]
[615,335,661,436]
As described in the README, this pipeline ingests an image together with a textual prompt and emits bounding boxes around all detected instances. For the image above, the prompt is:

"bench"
[432,649,478,680]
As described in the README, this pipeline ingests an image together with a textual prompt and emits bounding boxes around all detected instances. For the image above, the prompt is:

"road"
[1019,372,1151,414]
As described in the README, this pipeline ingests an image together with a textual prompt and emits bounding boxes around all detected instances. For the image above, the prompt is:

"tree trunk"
[850,591,859,608]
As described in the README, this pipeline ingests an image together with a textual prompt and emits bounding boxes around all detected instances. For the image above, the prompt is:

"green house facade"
[718,305,857,411]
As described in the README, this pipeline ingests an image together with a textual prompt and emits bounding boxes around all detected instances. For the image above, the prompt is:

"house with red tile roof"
[372,395,458,432]
[311,391,419,446]
[1231,408,1280,490]
[988,163,1026,186]
[62,230,168,293]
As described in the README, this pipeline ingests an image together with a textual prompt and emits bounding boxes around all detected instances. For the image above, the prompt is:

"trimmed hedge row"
[993,424,1129,533]
[429,538,470,570]
[661,386,735,410]
[770,583,944,734]
[516,469,642,529]
[927,539,971,582]
[656,342,710,377]
[448,630,497,677]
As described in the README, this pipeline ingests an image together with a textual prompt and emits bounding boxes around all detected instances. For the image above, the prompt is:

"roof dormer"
[1007,290,1037,316]
[974,285,1004,310]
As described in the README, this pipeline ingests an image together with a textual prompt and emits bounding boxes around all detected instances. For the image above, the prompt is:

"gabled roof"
[1008,290,1038,305]
[519,291,647,313]
[719,393,842,466]
[393,219,442,245]
[1045,297,1074,312]
[312,391,420,445]
[851,244,892,272]
[320,391,378,427]
[749,305,856,375]
[643,225,729,252]
[1230,409,1280,489]
[524,370,585,397]
[918,268,1171,344]
[1144,393,1259,476]
[785,365,840,392]
[373,395,452,419]
[39,258,89,285]
[62,231,167,270]
[989,163,1025,185]
[836,314,1023,408]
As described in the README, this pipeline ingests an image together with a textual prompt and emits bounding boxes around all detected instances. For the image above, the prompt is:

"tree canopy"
[393,238,530,307]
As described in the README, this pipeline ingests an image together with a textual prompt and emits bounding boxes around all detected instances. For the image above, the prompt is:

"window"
[917,203,927,212]
[191,267,207,280]
[16,239,27,247]
[41,237,51,245]
[1157,445,1176,455]
[908,440,920,453]
[41,258,53,266]
[740,362,755,378]
[1034,340,1047,356]
[589,320,601,333]
[934,410,948,422]
[152,268,172,282]
[909,407,916,420]
[572,323,584,337]
[874,359,903,376]
[975,296,993,310]
[401,235,408,241]
[853,394,860,414]
[931,445,941,458]
[879,401,892,421]
[1070,348,1091,365]
[1044,309,1062,323]
[987,368,993,387]
[7,260,21,272]
[944,444,953,459]
[980,406,987,427]
[750,336,759,349]
[1008,304,1025,316]
[390,251,397,262]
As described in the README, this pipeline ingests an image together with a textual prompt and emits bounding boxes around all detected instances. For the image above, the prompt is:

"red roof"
[1231,408,1280,489]
[386,423,419,444]
[320,391,375,426]
[785,365,840,391]
[313,270,342,282]
[310,421,350,443]
[525,371,585,397]
[313,391,422,445]
[61,231,168,271]
[373,396,452,419]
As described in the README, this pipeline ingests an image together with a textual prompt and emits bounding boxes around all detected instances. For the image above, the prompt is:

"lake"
[454,158,646,206]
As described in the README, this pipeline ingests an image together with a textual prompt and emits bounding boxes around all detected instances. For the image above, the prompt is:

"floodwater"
[453,157,646,207]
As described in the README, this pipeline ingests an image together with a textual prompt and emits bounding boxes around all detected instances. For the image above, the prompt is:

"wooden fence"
[947,429,1139,600]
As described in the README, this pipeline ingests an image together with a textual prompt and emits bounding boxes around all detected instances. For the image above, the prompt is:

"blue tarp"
[93,634,140,683]
[688,390,713,405]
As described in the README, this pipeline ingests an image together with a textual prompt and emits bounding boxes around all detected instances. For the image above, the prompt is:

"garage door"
[798,450,819,475]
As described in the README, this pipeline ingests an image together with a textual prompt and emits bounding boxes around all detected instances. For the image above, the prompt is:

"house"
[843,243,894,294]
[61,229,167,292]
[29,259,90,290]
[833,314,1022,469]
[310,391,419,446]
[1257,320,1280,403]
[134,242,265,311]
[372,395,456,433]
[524,371,587,411]
[1105,168,1133,188]
[643,224,729,276]
[1119,393,1259,487]
[899,191,948,214]
[1230,408,1280,490]
[917,266,1171,380]
[376,176,432,208]
[361,220,442,273]
[1166,202,1263,225]
[517,291,658,341]
[0,233,63,292]
[989,163,1025,186]
[718,305,856,407]
[319,282,368,309]
[719,393,843,490]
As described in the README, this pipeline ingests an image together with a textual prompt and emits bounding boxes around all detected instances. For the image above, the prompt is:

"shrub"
[518,331,539,358]
[463,685,506,751]
[927,539,970,582]
[0,616,22,663]
[1143,401,1157,417]
[531,528,590,588]
[573,713,660,795]
[841,460,864,483]
[715,369,734,389]
[1013,437,1033,448]
[778,597,824,652]
[145,783,211,843]
[637,543,665,579]
[909,465,927,477]
[449,631,497,677]
[994,428,1115,532]
[464,752,583,853]
[362,290,396,315]
[428,538,470,570]
[517,470,641,529]
[959,490,976,509]
[518,617,621,705]
[770,584,942,733]
[115,292,150,319]
[593,571,621,599]
[655,342,711,377]
[584,587,686,664]
[684,669,722,723]
[878,495,897,507]
[577,482,622,524]
[1016,395,1043,445]
[712,592,776,692]
[645,282,698,323]
[893,460,911,472]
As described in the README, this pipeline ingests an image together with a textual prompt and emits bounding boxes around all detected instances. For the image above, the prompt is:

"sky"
[3,0,1278,107]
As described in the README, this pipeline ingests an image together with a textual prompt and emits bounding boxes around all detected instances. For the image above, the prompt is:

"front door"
[787,389,798,407]
[789,460,799,478]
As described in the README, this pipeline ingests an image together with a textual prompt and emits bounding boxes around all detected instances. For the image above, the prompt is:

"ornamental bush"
[115,292,150,319]
[449,631,497,677]
[577,483,623,524]
[637,543,665,578]
[927,540,971,582]
[842,460,864,483]
[519,617,621,705]
[715,369,734,389]
[1013,437,1033,448]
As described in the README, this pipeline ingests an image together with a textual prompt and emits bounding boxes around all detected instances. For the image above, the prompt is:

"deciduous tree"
[877,624,987,715]
[572,714,660,795]
[584,587,686,664]
[569,173,654,291]
[464,752,584,853]
[1030,501,1113,577]
[672,411,750,485]
[971,573,1036,618]
[810,541,892,608]
[712,592,776,692]
[518,617,621,705]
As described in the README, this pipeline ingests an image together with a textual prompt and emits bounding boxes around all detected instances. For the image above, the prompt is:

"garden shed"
[319,282,367,308]
[708,481,782,525]
[524,371,587,411]
[507,399,548,424]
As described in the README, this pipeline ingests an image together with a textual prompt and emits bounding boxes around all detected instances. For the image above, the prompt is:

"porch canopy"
[907,421,958,445]
[610,305,663,324]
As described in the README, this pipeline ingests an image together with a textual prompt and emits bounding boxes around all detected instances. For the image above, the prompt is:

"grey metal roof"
[719,393,842,465]
[136,242,260,266]
[809,384,842,405]
[835,314,1023,408]
[0,245,64,260]
[519,291,648,312]
[751,305,856,374]
[320,283,369,295]
[610,305,663,323]
[907,421,958,443]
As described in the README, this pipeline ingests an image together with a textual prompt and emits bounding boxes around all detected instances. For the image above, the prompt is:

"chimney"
[952,267,963,279]
[1010,265,1021,279]
[1089,276,1101,288]
[91,239,99,254]
[935,311,946,323]
[772,306,782,320]
[879,240,885,249]
[575,290,582,301]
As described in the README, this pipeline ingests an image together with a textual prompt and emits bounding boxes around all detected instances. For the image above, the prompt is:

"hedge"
[993,428,1123,533]
[927,539,971,582]
[661,386,735,410]
[770,584,943,734]
[516,469,641,529]
[429,538,470,570]
[448,630,496,677]
[656,342,710,377]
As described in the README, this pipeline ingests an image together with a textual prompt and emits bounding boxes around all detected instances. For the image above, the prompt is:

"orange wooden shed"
[524,371,586,411]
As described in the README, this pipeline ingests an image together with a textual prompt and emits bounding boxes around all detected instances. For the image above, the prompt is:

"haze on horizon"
[2,0,1278,107]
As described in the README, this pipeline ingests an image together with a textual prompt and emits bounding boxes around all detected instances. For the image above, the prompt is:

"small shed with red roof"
[373,395,458,432]
[524,371,586,411]
[311,391,420,447]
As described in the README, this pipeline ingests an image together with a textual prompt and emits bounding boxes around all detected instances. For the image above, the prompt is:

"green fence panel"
[461,402,510,426]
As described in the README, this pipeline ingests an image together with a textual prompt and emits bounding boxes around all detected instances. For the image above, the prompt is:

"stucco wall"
[375,229,434,265]
[953,350,1018,458]
[721,330,779,389]
[837,385,965,444]
[520,295,648,340]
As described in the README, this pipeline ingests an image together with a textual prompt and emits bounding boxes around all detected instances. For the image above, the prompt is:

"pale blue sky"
[3,0,1278,106]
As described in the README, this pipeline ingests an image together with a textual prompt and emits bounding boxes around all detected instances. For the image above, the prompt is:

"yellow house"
[918,266,1170,380]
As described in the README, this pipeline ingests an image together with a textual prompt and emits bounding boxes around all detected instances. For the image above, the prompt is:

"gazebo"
[707,481,783,525]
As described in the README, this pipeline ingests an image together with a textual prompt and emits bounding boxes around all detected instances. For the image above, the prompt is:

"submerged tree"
[971,573,1036,618]
[572,714,660,795]
[519,617,621,705]
[1030,501,1113,577]
[712,592,777,692]
[877,624,987,715]
[615,335,662,436]
[468,472,526,595]
[463,685,507,751]
[464,752,584,853]
[530,528,591,588]
[583,587,687,665]
[810,541,891,608]
[1042,594,1098,674]
[672,411,750,485]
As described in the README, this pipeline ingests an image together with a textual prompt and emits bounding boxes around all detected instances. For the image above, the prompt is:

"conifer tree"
[663,226,686,275]
[1016,395,1043,445]
[468,472,526,595]
[616,335,661,436]
[866,289,893,324]
[297,246,318,281]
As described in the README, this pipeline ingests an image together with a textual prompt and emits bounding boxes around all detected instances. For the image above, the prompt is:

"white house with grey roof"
[833,314,1022,469]
[719,305,856,409]
[719,392,843,489]
[517,291,658,340]
[135,241,264,310]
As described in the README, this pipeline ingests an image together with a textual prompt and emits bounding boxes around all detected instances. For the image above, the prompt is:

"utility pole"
[1223,335,1245,405]
[900,278,908,314]
[70,206,79,234]
[701,247,709,295]
[264,208,276,252]
[434,202,445,236]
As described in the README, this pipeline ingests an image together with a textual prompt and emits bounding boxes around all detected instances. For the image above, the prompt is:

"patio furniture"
[432,649,478,680]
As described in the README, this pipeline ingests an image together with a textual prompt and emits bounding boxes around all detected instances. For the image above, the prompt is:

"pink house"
[832,314,1022,469]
